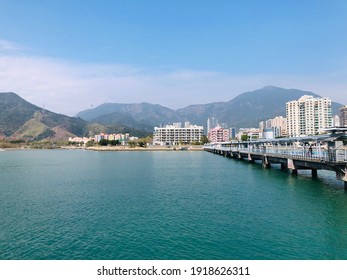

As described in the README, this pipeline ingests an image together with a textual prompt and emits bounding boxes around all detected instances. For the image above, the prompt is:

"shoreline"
[1,146,204,152]
[84,145,204,151]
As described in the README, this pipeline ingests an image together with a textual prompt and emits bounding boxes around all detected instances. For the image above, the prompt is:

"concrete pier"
[291,169,298,176]
[204,131,347,188]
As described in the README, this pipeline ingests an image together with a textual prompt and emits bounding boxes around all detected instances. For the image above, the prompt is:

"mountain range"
[0,92,150,140]
[77,86,343,130]
[0,92,87,140]
[0,86,344,141]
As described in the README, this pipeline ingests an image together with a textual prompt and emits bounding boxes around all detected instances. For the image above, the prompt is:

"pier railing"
[208,145,347,163]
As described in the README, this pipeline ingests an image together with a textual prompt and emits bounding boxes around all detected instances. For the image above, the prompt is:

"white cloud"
[0,39,25,52]
[0,53,346,117]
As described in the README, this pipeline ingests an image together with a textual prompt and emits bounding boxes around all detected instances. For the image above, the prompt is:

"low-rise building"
[208,126,230,142]
[68,137,93,144]
[94,133,130,145]
[237,128,262,140]
[153,122,204,145]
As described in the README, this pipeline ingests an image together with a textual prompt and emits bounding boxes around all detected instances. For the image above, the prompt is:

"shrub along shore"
[0,140,203,151]
[84,145,204,151]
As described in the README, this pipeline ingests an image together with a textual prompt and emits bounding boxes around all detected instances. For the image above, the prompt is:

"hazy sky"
[1,0,347,116]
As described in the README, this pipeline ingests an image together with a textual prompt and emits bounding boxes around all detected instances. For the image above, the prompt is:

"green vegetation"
[0,92,89,140]
[0,139,68,149]
[1,88,345,144]
[28,141,57,149]
[0,140,25,149]
[98,139,121,146]
[201,135,209,144]
[85,141,95,147]
[128,136,153,148]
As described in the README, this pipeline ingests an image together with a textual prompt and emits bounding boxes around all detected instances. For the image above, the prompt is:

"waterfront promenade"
[204,130,347,189]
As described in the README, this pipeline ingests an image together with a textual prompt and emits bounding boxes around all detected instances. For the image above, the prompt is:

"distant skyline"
[1,0,347,116]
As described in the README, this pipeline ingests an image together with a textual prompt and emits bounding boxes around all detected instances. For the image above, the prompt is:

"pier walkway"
[204,128,347,189]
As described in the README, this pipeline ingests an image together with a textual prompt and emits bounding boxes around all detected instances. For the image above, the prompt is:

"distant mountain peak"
[0,91,17,95]
[261,85,279,89]
[76,86,343,130]
[1,87,343,140]
[0,91,27,101]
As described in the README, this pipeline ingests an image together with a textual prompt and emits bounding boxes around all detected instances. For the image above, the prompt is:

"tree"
[138,141,146,147]
[109,140,120,146]
[99,139,109,146]
[128,140,137,148]
[201,135,209,144]
[241,134,248,141]
[86,141,95,147]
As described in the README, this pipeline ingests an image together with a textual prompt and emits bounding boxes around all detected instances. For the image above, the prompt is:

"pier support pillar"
[343,169,347,191]
[312,169,318,179]
[291,169,298,176]
[262,156,270,168]
[248,154,254,163]
[335,171,347,190]
[281,163,287,170]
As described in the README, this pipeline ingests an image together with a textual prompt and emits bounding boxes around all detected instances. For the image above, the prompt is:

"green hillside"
[0,92,88,140]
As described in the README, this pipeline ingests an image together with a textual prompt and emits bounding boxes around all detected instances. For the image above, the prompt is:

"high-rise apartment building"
[286,95,332,137]
[229,127,236,139]
[271,116,287,137]
[207,117,218,134]
[259,121,265,131]
[332,115,340,127]
[340,106,347,127]
[259,116,287,138]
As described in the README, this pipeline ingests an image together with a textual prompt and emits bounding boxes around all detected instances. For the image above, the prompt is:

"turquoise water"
[0,150,347,260]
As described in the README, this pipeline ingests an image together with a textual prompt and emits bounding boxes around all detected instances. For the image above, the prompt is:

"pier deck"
[204,130,347,189]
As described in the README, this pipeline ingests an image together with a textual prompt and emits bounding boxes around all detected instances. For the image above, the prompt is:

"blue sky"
[1,0,347,115]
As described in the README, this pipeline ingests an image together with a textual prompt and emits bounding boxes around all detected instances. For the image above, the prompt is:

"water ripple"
[1,150,347,259]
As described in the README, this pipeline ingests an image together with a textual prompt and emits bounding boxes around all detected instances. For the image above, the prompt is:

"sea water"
[0,150,346,259]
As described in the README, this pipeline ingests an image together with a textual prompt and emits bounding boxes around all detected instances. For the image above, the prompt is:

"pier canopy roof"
[206,127,347,148]
[227,129,347,146]
[248,134,347,146]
